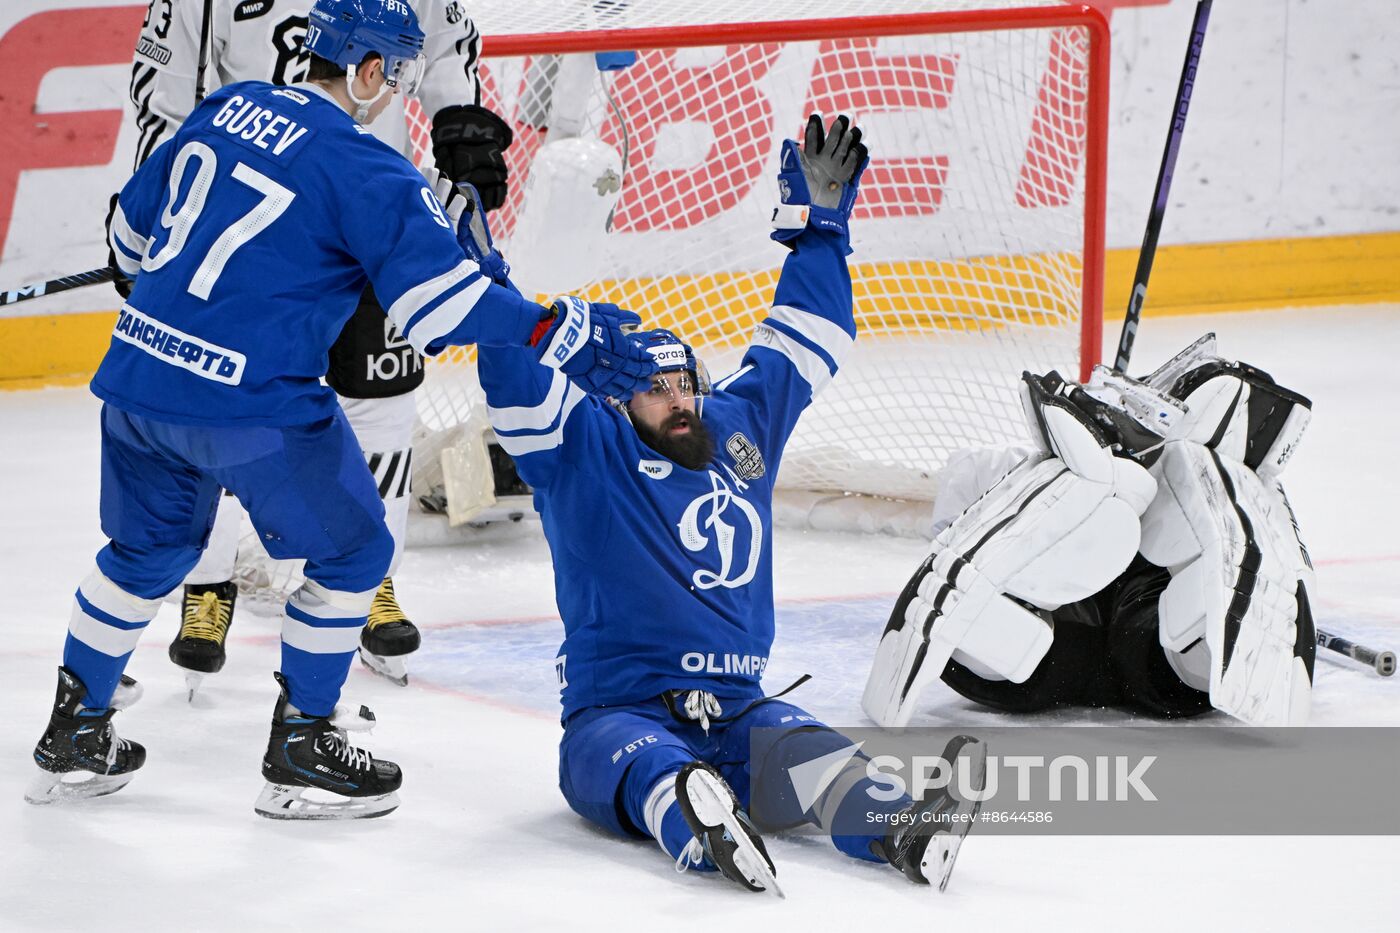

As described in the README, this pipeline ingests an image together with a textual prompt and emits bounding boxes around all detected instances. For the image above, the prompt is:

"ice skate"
[675,761,783,897]
[171,581,236,700]
[255,672,402,820]
[876,734,987,891]
[26,667,146,805]
[358,578,419,686]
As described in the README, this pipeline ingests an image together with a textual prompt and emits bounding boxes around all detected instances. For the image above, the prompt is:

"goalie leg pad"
[1139,441,1315,725]
[863,552,1056,727]
[1144,338,1312,481]
[865,391,1157,728]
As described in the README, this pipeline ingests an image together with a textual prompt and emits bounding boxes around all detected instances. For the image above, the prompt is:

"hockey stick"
[1317,629,1396,677]
[0,268,116,307]
[1112,0,1213,374]
[195,0,214,103]
[1108,5,1390,681]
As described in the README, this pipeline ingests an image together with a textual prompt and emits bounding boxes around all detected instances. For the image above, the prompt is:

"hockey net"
[236,0,1108,606]
[407,0,1108,524]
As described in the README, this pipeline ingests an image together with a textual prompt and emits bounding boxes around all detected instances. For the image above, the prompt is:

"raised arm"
[717,113,869,458]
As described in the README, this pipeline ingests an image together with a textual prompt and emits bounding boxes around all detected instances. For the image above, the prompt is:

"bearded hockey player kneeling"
[468,114,988,893]
[864,335,1317,728]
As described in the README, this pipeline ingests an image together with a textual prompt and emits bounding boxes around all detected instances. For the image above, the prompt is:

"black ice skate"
[171,581,237,701]
[358,578,420,686]
[675,761,783,897]
[26,666,146,805]
[255,672,402,820]
[875,734,987,891]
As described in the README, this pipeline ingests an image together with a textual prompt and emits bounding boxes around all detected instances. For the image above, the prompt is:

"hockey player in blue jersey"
[469,114,987,892]
[25,0,656,819]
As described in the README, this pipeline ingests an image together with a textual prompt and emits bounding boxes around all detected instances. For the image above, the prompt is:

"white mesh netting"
[406,0,1105,507]
[238,1,1106,603]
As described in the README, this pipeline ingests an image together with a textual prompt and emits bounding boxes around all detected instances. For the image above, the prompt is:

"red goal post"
[405,1,1110,516]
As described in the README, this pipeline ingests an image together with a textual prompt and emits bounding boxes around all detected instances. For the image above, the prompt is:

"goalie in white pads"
[864,335,1316,728]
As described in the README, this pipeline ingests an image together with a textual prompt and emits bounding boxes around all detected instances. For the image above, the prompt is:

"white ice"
[1,307,1397,931]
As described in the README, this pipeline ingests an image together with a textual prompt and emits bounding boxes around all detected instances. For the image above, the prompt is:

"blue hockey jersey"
[477,228,856,719]
[97,81,543,427]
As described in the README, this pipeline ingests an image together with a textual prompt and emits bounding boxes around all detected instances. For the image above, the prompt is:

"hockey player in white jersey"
[28,0,656,817]
[863,337,1318,728]
[466,113,988,892]
[129,0,517,689]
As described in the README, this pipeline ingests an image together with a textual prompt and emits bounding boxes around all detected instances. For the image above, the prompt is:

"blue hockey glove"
[771,113,870,250]
[420,167,513,286]
[532,296,658,399]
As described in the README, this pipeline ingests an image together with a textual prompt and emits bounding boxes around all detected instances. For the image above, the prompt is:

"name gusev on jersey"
[98,81,543,428]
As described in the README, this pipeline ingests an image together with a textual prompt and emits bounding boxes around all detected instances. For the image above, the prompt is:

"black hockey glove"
[431,105,514,212]
[104,192,134,300]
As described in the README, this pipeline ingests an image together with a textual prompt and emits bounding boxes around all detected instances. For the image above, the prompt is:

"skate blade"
[253,782,400,821]
[183,671,207,703]
[24,765,135,805]
[358,648,408,687]
[684,770,785,898]
[931,738,988,892]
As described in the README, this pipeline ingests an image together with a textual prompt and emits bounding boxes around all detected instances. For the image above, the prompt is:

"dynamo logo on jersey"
[677,470,762,590]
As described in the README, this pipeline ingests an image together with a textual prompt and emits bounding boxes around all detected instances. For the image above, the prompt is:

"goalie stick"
[1110,3,1387,690]
[0,268,116,307]
[1113,0,1212,374]
[1316,629,1396,677]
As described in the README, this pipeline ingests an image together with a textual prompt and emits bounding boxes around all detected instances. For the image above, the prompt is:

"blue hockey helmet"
[627,328,712,412]
[305,0,426,95]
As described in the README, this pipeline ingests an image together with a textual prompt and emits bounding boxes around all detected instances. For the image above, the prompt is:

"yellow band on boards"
[3,231,1396,388]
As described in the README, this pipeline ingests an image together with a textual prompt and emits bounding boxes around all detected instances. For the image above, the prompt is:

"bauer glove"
[771,113,869,250]
[432,105,514,212]
[532,296,657,400]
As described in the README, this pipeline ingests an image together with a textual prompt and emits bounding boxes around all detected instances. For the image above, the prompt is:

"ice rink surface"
[2,307,1398,931]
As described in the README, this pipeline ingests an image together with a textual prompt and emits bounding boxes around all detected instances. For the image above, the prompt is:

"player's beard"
[636,410,715,471]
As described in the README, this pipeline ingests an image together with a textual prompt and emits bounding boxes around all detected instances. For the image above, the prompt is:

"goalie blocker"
[864,336,1317,728]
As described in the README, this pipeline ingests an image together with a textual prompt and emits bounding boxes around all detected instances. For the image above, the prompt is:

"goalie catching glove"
[863,373,1157,728]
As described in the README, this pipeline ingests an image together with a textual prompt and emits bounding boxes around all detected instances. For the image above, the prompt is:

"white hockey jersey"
[129,0,483,165]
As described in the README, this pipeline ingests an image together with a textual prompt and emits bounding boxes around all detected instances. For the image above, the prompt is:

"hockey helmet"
[305,0,426,96]
[627,328,712,412]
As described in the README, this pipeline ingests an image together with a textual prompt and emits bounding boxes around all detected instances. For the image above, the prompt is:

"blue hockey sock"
[640,773,715,871]
[279,581,375,717]
[62,571,159,708]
